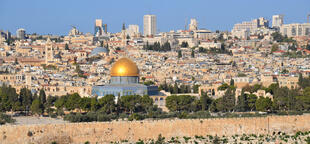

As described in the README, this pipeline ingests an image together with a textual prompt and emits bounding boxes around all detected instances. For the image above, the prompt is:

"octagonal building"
[92,57,158,98]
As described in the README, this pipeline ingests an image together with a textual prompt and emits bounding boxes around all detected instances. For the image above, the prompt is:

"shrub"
[27,131,33,137]
[183,136,191,143]
[128,113,145,121]
[0,113,15,125]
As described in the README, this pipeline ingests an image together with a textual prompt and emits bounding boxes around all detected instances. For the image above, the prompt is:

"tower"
[16,28,26,39]
[127,25,139,37]
[189,19,198,31]
[94,19,104,36]
[45,37,54,64]
[26,74,32,87]
[272,15,284,29]
[143,15,156,36]
[121,23,127,47]
[104,24,108,33]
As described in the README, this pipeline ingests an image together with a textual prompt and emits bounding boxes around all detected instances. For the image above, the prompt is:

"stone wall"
[0,115,310,144]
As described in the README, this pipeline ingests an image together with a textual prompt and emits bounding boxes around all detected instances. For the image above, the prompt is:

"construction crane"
[184,18,188,31]
[70,25,76,29]
[307,14,310,23]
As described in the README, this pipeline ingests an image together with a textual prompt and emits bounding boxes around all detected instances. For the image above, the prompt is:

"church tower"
[121,23,127,47]
[45,37,54,64]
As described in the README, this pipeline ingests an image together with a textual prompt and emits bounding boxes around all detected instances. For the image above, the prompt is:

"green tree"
[265,83,279,95]
[220,43,225,52]
[46,96,56,108]
[247,94,258,111]
[155,134,165,144]
[255,97,272,112]
[230,79,234,86]
[209,98,224,112]
[298,73,310,89]
[98,95,115,113]
[141,77,146,82]
[271,32,283,42]
[178,50,182,58]
[65,43,69,50]
[55,96,66,110]
[272,87,297,111]
[141,95,153,111]
[165,95,196,112]
[30,99,44,115]
[39,89,46,105]
[271,44,279,53]
[143,80,155,86]
[119,95,142,113]
[0,85,19,111]
[173,82,179,94]
[193,84,200,93]
[236,92,249,112]
[218,83,229,91]
[191,49,195,58]
[222,87,235,112]
[200,93,213,111]
[19,88,33,112]
[65,93,81,111]
[90,97,99,111]
[181,41,189,47]
[295,87,310,111]
[79,97,91,112]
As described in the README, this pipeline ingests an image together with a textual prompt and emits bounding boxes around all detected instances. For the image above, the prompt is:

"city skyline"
[0,0,309,35]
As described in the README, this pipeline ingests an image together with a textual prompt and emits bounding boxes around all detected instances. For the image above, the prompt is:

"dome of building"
[110,58,139,77]
[90,47,107,57]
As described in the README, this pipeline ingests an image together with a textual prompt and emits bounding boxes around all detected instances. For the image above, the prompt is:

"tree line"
[165,75,310,113]
[1,74,310,122]
[159,82,200,94]
[143,41,171,52]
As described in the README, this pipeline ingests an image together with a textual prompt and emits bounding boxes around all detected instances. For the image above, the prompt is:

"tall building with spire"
[121,23,127,47]
[45,37,55,64]
[143,15,156,36]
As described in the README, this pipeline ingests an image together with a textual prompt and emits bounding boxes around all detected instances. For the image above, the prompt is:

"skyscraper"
[127,25,139,36]
[104,24,107,33]
[258,17,269,28]
[143,15,156,36]
[272,15,284,29]
[16,28,26,39]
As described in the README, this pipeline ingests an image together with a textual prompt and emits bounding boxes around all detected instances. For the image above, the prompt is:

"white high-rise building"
[258,17,269,28]
[16,28,26,39]
[189,19,198,31]
[143,15,156,36]
[272,15,284,28]
[127,25,139,36]
[280,23,310,37]
[232,19,259,32]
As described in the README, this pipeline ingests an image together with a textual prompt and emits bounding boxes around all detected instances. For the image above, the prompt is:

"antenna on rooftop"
[185,17,188,31]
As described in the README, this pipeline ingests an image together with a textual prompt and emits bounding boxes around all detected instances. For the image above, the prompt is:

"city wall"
[0,115,310,144]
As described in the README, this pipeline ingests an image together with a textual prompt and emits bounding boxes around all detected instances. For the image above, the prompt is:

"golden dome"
[110,58,139,77]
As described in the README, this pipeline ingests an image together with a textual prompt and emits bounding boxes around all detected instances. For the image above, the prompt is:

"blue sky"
[0,0,309,35]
